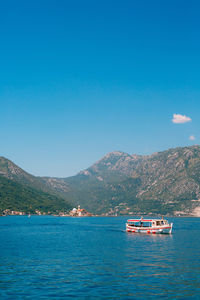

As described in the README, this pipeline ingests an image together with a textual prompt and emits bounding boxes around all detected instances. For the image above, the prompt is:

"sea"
[0,216,200,299]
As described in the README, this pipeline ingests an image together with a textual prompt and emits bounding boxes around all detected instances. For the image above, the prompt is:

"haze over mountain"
[1,145,200,216]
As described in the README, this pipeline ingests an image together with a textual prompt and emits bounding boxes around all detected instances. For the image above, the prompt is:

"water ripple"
[0,216,200,299]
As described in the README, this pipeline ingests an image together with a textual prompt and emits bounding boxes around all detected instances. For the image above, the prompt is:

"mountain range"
[1,145,200,216]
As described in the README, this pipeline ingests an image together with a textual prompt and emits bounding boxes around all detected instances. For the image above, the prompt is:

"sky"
[1,0,200,177]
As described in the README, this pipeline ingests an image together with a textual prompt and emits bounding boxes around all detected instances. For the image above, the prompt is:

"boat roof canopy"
[127,219,166,222]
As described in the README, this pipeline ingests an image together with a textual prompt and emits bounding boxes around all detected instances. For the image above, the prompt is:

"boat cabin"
[126,218,173,234]
[127,219,168,228]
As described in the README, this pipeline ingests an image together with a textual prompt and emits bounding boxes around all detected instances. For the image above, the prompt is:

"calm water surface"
[0,216,200,299]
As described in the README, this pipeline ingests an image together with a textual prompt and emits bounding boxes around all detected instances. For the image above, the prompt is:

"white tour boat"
[126,217,173,234]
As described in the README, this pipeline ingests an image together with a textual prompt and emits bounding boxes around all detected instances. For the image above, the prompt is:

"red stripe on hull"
[126,226,171,230]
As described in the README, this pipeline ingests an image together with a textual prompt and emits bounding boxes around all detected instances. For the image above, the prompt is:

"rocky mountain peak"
[0,157,26,179]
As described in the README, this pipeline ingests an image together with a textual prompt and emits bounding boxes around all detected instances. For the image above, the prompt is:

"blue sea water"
[0,216,200,299]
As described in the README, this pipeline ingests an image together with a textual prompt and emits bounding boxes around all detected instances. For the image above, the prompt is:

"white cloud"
[189,135,195,141]
[172,114,192,124]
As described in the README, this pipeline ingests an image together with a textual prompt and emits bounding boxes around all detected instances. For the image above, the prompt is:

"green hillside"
[0,176,72,214]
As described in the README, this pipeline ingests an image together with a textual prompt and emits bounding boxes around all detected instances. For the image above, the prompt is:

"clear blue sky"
[1,0,200,177]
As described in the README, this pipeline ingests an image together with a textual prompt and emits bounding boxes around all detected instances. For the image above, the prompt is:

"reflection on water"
[0,216,200,299]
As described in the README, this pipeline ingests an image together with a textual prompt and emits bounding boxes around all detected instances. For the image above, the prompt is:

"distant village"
[1,205,93,217]
[1,203,134,217]
[0,202,174,217]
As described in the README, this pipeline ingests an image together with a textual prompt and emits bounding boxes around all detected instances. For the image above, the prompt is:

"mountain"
[61,146,200,215]
[0,157,69,194]
[0,157,72,214]
[1,145,200,216]
[0,175,72,214]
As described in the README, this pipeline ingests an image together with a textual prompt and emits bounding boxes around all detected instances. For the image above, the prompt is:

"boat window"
[130,221,140,226]
[156,221,161,226]
[142,222,151,227]
[127,221,152,227]
[128,222,135,226]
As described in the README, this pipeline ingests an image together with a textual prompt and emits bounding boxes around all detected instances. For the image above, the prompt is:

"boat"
[126,217,173,234]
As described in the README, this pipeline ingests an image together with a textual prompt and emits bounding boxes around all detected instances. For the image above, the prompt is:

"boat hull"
[126,224,173,234]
